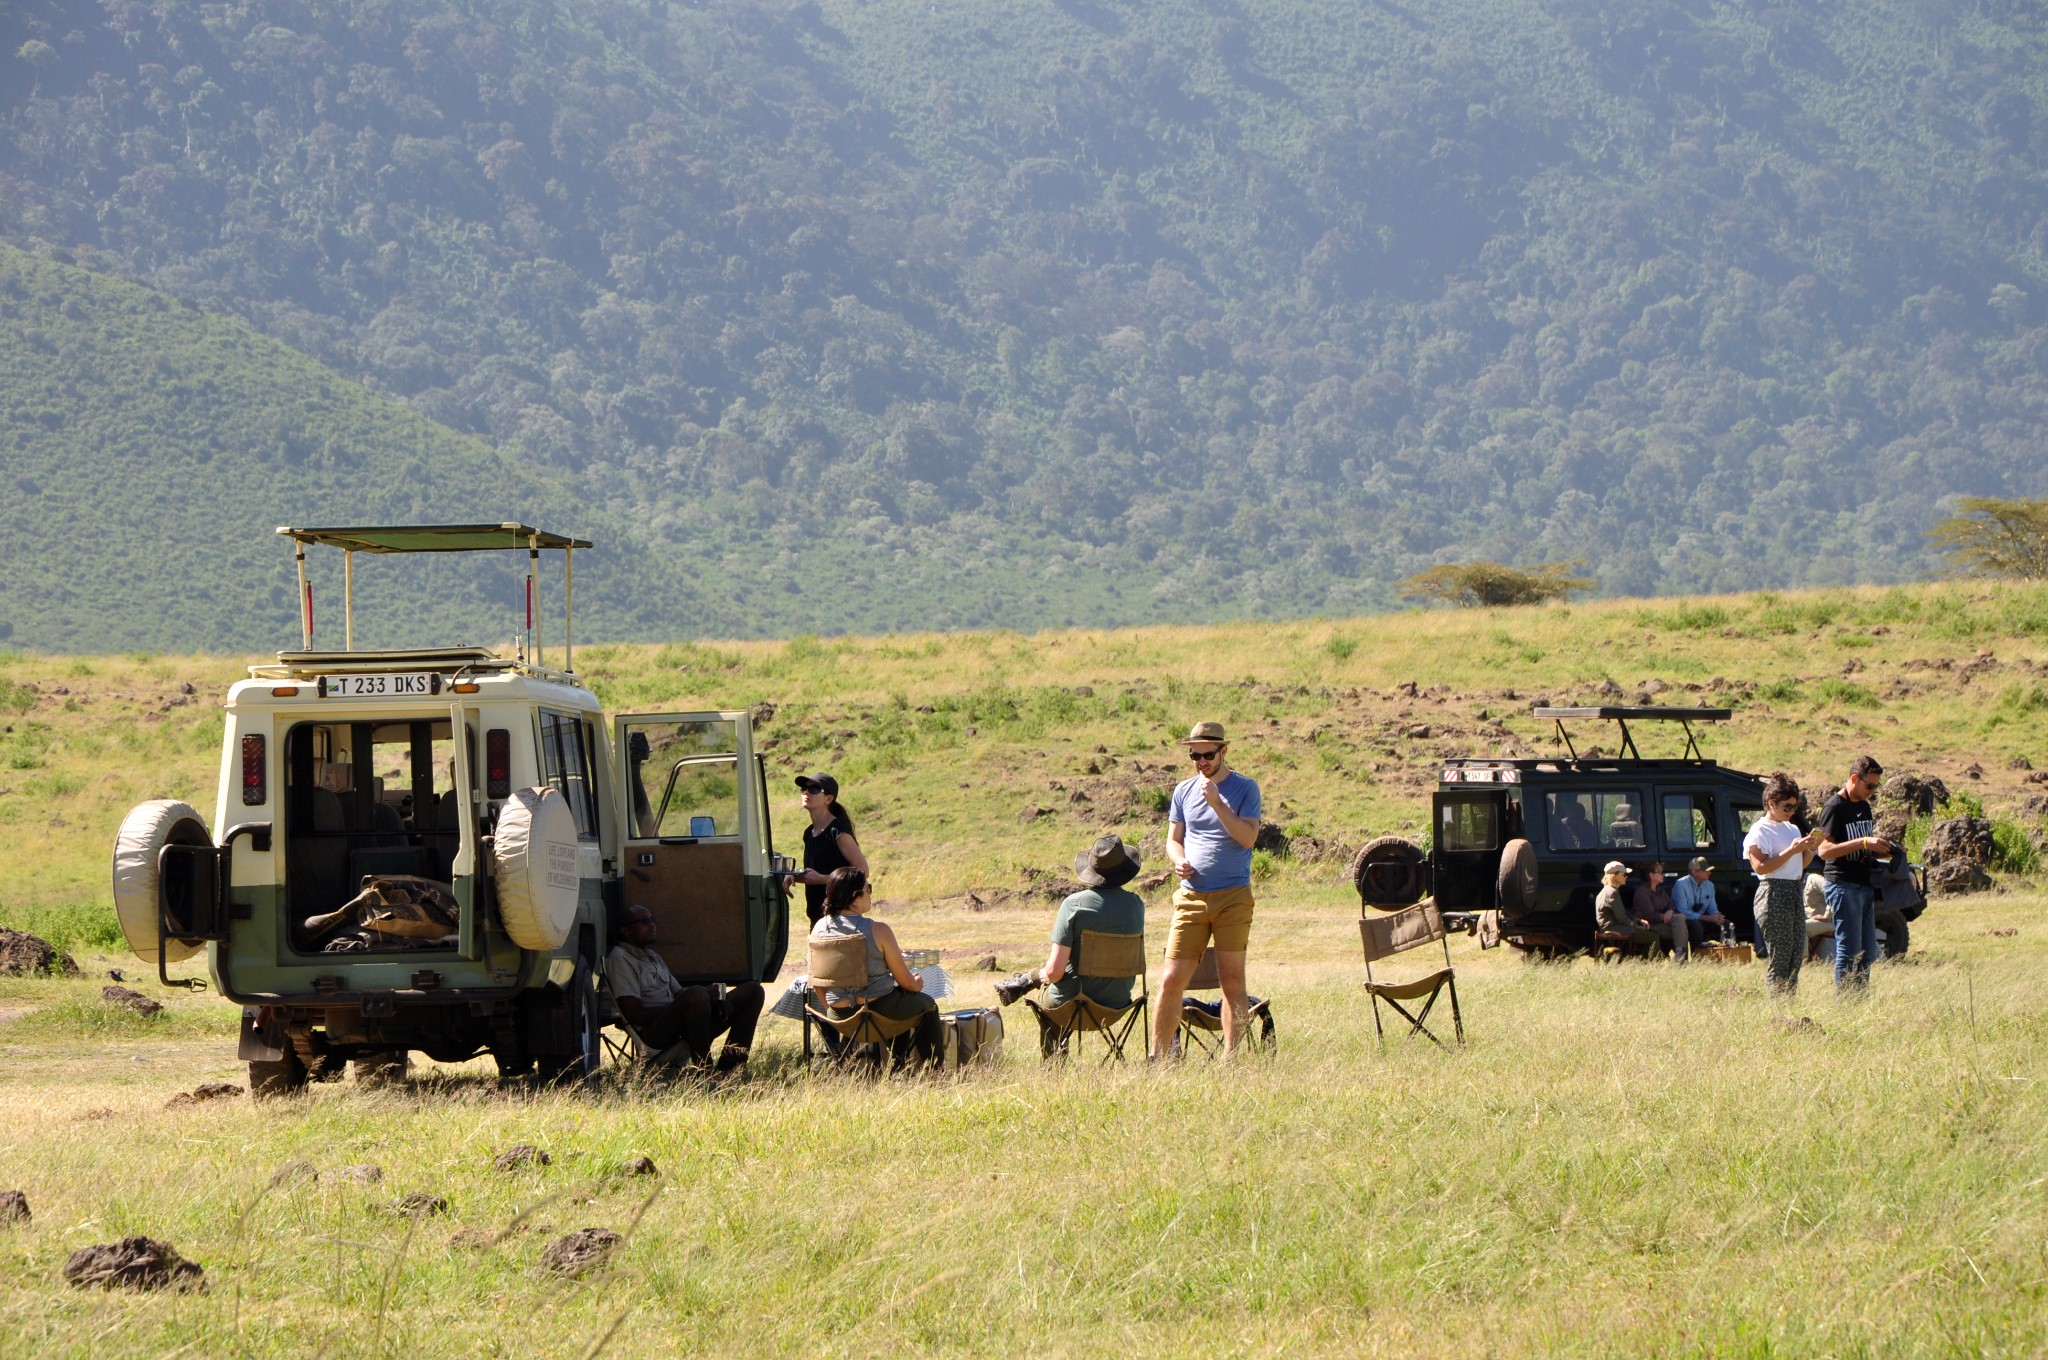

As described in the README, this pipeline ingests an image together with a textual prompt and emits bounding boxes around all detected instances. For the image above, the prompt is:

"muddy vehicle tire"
[1352,836,1427,909]
[534,958,600,1085]
[249,1048,308,1098]
[1496,839,1539,914]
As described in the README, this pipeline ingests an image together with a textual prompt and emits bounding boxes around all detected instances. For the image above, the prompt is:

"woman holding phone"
[795,773,866,924]
[1745,773,1826,995]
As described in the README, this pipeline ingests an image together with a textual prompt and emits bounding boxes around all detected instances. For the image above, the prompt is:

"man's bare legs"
[1150,954,1200,1059]
[1214,949,1249,1053]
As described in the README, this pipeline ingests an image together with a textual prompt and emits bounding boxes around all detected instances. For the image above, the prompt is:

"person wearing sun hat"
[991,835,1148,1055]
[1150,721,1263,1059]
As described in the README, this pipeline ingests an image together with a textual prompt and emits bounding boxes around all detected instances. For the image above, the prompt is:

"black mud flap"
[238,1006,285,1062]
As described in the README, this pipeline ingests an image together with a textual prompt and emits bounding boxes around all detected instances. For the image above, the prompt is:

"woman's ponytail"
[829,799,855,837]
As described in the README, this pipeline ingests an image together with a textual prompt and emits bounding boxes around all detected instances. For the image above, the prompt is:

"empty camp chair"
[1022,929,1148,1063]
[1176,946,1275,1057]
[1360,900,1463,1047]
[802,935,929,1072]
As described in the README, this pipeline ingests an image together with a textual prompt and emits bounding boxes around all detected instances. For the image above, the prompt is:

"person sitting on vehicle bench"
[1553,795,1597,850]
[1595,860,1663,954]
[992,835,1147,1055]
[606,905,763,1076]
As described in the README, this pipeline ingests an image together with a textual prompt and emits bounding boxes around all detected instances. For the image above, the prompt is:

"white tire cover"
[492,786,582,952]
[111,800,211,964]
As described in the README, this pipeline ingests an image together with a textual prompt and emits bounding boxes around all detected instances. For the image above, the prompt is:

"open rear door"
[612,712,776,984]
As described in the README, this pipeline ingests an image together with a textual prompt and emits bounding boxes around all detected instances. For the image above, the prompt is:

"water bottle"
[1721,920,1733,947]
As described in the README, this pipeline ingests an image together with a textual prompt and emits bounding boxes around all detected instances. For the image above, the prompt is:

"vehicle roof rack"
[275,523,589,672]
[1530,706,1732,762]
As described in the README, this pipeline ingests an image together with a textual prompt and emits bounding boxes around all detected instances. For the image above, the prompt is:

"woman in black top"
[795,773,866,923]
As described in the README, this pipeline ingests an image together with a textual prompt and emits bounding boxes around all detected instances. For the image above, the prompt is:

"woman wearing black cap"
[795,773,866,924]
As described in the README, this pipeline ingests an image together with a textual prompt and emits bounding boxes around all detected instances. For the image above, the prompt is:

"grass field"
[3,582,2047,1354]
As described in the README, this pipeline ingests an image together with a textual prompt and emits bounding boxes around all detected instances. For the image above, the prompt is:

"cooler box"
[941,1007,1003,1069]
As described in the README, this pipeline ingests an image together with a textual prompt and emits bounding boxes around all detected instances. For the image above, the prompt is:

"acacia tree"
[1929,497,2048,579]
[1398,560,1593,608]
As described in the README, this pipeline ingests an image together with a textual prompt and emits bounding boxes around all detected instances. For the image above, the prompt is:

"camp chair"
[801,935,927,1073]
[596,977,693,1073]
[1360,900,1463,1047]
[1022,930,1148,1063]
[1175,947,1275,1058]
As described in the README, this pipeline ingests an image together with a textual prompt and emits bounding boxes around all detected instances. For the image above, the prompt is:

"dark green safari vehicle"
[1356,708,1767,954]
[110,525,789,1091]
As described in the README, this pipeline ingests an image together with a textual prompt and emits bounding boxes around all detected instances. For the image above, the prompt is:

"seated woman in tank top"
[807,867,941,1068]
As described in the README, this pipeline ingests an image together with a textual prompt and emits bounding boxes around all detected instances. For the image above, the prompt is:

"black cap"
[795,773,839,797]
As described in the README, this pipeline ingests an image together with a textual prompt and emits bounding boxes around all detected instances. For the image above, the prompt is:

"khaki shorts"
[1165,883,1255,961]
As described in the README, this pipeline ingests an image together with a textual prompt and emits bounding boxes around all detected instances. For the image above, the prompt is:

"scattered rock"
[1018,805,1050,823]
[0,1190,28,1225]
[492,1144,551,1172]
[1071,685,1093,697]
[1252,824,1291,856]
[747,701,775,726]
[393,1192,449,1218]
[106,968,124,982]
[268,1161,318,1188]
[1961,762,1985,780]
[62,1236,204,1291]
[1776,1016,1825,1036]
[166,1083,243,1108]
[1395,680,1418,697]
[620,1156,658,1177]
[972,954,997,971]
[1928,860,1993,896]
[2026,771,2048,785]
[102,986,162,1017]
[1923,816,1996,866]
[540,1228,620,1276]
[336,1164,384,1185]
[1405,725,1432,739]
[1642,678,1668,694]
[76,1108,116,1122]
[1984,927,2019,938]
[0,929,79,977]
[178,681,195,695]
[2009,756,2033,771]
[1596,678,1624,696]
[1083,759,1100,775]
[1877,774,1949,818]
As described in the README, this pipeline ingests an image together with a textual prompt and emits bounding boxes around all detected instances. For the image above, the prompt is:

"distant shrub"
[1397,560,1592,608]
[1813,679,1878,708]
[1990,820,2039,875]
[1325,635,1358,660]
[1138,786,1172,813]
[1638,602,1730,631]
[1996,683,2048,716]
[1757,679,1802,703]
[1928,496,2048,579]
[1250,848,1279,880]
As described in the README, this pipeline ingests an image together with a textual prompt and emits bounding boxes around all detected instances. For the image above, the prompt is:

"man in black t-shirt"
[1815,754,1892,992]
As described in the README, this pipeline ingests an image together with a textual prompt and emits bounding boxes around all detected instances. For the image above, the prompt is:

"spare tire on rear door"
[1496,838,1539,915]
[492,786,582,952]
[111,800,211,964]
[1351,835,1427,909]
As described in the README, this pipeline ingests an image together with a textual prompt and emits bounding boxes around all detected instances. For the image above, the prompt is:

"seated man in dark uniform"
[606,904,764,1077]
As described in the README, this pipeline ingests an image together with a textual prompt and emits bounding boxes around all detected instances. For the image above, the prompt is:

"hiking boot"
[993,971,1041,1006]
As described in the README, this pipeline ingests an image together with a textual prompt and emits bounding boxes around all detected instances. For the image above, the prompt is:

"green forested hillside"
[4,0,2048,649]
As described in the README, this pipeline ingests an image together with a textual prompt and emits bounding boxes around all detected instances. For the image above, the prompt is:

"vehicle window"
[539,710,601,840]
[1735,803,1764,834]
[1662,793,1717,850]
[1439,799,1499,852]
[1546,790,1646,851]
[619,719,741,839]
[287,719,462,834]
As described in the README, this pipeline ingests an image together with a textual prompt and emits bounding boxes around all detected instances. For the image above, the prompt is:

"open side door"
[1431,789,1511,913]
[612,711,769,985]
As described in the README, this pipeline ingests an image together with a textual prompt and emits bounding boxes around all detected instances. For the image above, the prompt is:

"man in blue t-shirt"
[1150,721,1262,1059]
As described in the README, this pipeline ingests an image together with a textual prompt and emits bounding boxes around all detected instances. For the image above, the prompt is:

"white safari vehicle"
[112,525,788,1091]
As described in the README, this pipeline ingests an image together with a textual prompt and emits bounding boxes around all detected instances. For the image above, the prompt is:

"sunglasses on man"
[1188,747,1224,763]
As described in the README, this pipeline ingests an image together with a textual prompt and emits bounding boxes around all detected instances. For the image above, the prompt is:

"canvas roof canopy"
[276,524,591,553]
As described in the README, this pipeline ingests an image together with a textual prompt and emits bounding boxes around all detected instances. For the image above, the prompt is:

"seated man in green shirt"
[993,835,1148,1055]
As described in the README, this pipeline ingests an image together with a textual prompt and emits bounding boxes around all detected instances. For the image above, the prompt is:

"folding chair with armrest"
[802,935,927,1072]
[596,976,694,1073]
[1022,929,1148,1063]
[1360,900,1463,1046]
[1175,946,1275,1057]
